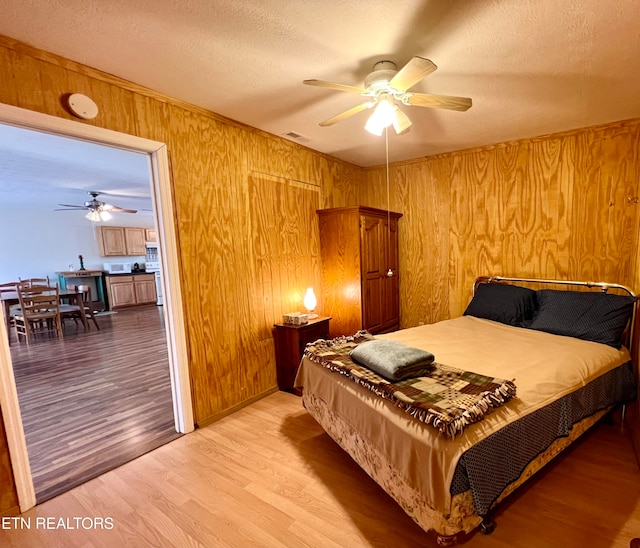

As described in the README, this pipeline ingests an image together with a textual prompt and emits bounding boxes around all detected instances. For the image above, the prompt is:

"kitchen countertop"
[56,270,105,276]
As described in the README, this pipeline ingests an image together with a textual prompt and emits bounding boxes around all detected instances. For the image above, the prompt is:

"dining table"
[1,289,89,343]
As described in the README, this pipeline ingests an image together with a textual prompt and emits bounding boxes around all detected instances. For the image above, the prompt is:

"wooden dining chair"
[0,281,21,330]
[14,285,63,344]
[18,276,51,288]
[0,282,19,292]
[61,285,100,330]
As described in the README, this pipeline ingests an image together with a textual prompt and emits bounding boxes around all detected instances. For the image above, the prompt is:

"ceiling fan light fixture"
[365,97,397,136]
[85,210,101,222]
[99,210,112,221]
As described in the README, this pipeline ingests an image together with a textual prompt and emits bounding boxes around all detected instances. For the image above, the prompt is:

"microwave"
[103,262,132,274]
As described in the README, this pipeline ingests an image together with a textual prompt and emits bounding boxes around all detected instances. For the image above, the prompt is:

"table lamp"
[303,287,318,319]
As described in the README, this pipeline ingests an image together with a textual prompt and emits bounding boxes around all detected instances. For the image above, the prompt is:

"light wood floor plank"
[0,391,638,547]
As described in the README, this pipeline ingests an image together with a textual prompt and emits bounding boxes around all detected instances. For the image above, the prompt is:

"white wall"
[0,206,154,284]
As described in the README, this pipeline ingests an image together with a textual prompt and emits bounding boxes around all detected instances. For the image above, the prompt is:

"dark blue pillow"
[463,283,537,327]
[528,290,637,348]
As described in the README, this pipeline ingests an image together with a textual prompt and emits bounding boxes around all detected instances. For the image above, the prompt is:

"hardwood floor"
[8,305,180,503]
[0,391,638,547]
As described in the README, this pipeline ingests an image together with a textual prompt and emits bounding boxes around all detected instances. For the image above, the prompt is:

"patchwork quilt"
[302,330,517,439]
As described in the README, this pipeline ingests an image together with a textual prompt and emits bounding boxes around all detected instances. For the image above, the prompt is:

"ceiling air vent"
[282,131,310,143]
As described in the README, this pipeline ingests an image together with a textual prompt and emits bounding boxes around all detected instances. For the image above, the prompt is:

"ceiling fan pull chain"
[385,127,393,278]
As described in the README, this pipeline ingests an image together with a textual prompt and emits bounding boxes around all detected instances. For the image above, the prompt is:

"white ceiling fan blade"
[405,92,472,111]
[392,109,412,135]
[303,79,368,95]
[389,57,437,92]
[319,101,375,127]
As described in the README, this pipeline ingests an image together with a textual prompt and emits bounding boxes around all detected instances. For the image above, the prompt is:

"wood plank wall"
[249,174,322,343]
[0,406,19,515]
[0,32,363,452]
[358,119,640,325]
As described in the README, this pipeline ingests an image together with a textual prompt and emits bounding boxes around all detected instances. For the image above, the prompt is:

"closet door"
[380,216,400,332]
[360,213,385,333]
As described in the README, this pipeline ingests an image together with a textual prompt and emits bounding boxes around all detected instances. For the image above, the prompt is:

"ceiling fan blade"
[55,208,86,211]
[303,79,368,95]
[392,109,412,135]
[57,203,85,208]
[109,207,138,214]
[319,102,375,127]
[405,92,472,111]
[389,57,437,92]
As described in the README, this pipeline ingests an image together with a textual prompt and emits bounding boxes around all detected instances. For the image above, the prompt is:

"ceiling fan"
[55,191,137,221]
[303,56,472,135]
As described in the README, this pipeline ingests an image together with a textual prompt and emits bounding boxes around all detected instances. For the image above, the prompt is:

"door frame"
[0,102,194,512]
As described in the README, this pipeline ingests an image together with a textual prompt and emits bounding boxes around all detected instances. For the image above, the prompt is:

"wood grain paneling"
[0,35,359,435]
[317,209,363,337]
[400,160,451,325]
[0,408,19,516]
[321,160,365,209]
[249,173,321,341]
[0,47,19,106]
[361,118,640,323]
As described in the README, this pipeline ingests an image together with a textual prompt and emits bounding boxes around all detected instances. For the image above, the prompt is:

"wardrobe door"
[360,213,385,333]
[380,216,400,332]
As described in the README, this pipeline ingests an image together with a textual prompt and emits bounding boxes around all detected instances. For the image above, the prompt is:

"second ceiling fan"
[303,56,472,135]
[56,191,137,221]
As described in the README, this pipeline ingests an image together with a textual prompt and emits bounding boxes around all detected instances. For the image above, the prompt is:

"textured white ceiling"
[0,124,153,213]
[0,0,639,170]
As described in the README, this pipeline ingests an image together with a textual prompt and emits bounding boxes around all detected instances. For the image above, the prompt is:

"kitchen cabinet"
[107,275,136,307]
[134,275,157,304]
[317,206,402,337]
[97,226,150,256]
[105,274,157,308]
[97,226,127,256]
[125,227,147,255]
[145,228,157,242]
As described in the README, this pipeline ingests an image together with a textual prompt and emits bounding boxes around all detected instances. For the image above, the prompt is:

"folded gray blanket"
[349,339,435,381]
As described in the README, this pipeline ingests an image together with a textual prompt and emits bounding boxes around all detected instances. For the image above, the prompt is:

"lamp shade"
[365,98,396,136]
[365,95,413,136]
[392,109,412,134]
[303,287,317,314]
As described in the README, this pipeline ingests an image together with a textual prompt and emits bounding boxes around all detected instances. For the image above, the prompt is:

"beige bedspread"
[294,315,629,514]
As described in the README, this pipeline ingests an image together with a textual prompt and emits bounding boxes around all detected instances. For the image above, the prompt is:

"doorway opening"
[0,102,193,512]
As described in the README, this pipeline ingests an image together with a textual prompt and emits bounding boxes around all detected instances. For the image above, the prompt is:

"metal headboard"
[473,275,638,352]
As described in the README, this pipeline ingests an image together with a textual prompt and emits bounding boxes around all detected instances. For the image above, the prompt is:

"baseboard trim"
[196,385,279,428]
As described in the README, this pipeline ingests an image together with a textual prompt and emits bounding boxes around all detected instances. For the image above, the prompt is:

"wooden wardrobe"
[317,206,402,338]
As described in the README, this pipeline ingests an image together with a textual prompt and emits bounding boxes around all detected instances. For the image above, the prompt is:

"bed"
[294,276,638,545]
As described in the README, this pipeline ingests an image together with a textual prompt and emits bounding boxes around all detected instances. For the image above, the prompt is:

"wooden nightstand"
[273,316,331,393]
